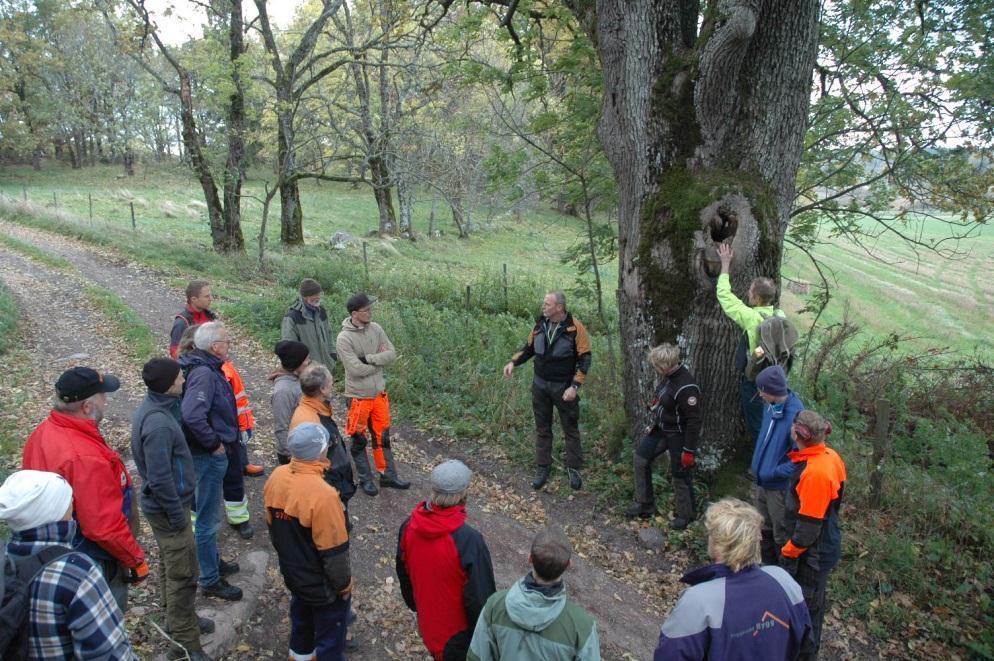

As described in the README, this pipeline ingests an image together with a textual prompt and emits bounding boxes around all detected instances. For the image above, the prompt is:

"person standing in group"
[170,280,216,359]
[336,292,410,495]
[264,423,353,661]
[178,321,243,601]
[271,340,311,465]
[396,460,496,661]
[624,343,702,530]
[289,363,357,512]
[715,244,783,438]
[22,366,148,613]
[469,527,600,661]
[0,470,139,660]
[654,498,811,660]
[282,278,338,369]
[751,365,805,565]
[131,358,214,661]
[503,291,592,490]
[780,410,846,660]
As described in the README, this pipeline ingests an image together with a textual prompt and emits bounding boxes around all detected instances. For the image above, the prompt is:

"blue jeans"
[192,450,228,587]
[289,594,350,660]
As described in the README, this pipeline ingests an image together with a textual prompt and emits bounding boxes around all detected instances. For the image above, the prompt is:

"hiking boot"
[218,558,240,576]
[189,652,214,661]
[379,473,410,490]
[532,465,551,490]
[624,501,657,519]
[567,468,583,490]
[202,578,242,601]
[231,520,254,540]
[669,516,694,531]
[243,463,265,477]
[360,480,379,496]
[165,616,215,636]
[380,447,410,489]
[345,637,360,651]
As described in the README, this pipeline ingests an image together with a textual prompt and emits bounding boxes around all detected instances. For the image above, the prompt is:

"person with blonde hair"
[654,498,811,660]
[624,343,701,529]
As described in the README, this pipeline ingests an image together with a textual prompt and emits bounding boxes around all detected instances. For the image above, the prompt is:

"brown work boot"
[243,463,265,477]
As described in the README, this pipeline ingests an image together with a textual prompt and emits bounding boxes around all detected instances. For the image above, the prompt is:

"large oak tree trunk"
[277,115,304,245]
[577,0,820,465]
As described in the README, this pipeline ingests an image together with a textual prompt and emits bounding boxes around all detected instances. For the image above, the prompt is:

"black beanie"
[275,340,310,370]
[142,358,182,394]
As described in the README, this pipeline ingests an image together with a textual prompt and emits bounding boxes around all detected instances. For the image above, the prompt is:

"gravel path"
[0,218,872,660]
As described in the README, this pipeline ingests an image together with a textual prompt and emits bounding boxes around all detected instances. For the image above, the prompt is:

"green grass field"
[781,218,994,357]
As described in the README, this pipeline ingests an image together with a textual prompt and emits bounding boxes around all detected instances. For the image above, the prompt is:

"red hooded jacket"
[22,410,144,568]
[396,503,496,660]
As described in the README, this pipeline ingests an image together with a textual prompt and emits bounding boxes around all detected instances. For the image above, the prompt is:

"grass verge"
[84,285,159,363]
[0,232,74,271]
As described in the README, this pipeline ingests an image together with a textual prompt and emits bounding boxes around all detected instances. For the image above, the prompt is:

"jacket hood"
[178,348,224,370]
[340,316,366,332]
[269,369,299,383]
[505,575,567,631]
[681,562,749,586]
[407,502,467,540]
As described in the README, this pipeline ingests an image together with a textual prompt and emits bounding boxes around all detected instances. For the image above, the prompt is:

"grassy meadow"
[2,162,993,654]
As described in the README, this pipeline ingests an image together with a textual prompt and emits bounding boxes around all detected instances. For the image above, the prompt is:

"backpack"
[0,544,73,659]
[743,311,799,380]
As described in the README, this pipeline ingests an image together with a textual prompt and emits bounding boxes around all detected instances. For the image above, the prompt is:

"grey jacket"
[131,391,196,530]
[336,318,397,399]
[270,370,303,457]
[281,298,337,368]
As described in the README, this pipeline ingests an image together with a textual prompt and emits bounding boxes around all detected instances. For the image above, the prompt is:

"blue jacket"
[654,564,811,661]
[178,349,238,454]
[750,391,804,490]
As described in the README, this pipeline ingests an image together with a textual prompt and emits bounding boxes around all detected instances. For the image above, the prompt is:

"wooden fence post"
[130,202,136,230]
[53,191,57,207]
[869,397,892,509]
[362,242,369,282]
[502,263,508,312]
[88,193,93,223]
[465,285,471,308]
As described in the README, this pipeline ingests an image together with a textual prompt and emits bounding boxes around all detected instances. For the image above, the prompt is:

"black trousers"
[532,377,582,468]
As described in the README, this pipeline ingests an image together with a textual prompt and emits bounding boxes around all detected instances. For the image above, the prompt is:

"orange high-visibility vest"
[221,361,255,431]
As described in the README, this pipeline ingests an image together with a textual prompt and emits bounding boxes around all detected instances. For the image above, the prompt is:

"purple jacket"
[654,564,811,661]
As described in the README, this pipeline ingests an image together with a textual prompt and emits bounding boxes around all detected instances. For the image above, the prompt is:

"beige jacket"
[336,318,397,398]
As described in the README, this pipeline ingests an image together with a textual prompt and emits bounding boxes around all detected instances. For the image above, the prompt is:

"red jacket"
[396,503,496,660]
[22,410,144,568]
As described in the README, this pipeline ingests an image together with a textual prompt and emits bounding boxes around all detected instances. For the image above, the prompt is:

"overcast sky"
[141,0,306,45]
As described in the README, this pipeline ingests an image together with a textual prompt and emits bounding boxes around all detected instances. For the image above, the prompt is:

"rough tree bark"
[568,0,820,464]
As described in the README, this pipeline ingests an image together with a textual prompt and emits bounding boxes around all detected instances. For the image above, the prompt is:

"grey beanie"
[287,422,329,461]
[431,460,472,494]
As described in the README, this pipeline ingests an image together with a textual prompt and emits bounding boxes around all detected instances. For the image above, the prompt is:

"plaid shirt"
[5,520,137,660]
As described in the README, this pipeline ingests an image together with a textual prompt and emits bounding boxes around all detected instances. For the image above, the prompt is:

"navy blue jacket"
[654,563,811,661]
[750,391,805,490]
[178,349,238,454]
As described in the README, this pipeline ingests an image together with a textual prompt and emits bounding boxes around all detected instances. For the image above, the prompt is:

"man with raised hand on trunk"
[22,366,148,614]
[503,291,592,491]
[715,244,781,438]
[336,292,410,495]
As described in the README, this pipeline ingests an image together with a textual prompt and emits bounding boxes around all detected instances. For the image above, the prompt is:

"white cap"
[0,470,73,531]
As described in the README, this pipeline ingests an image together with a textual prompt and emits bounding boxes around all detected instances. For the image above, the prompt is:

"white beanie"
[0,470,74,531]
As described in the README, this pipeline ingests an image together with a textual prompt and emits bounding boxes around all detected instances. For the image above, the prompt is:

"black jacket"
[511,311,592,386]
[648,365,703,452]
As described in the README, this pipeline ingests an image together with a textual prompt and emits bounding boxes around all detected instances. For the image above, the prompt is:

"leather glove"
[125,561,150,584]
[680,449,695,468]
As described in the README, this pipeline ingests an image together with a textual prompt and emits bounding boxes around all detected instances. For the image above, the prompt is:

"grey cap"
[431,459,472,494]
[287,422,329,461]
